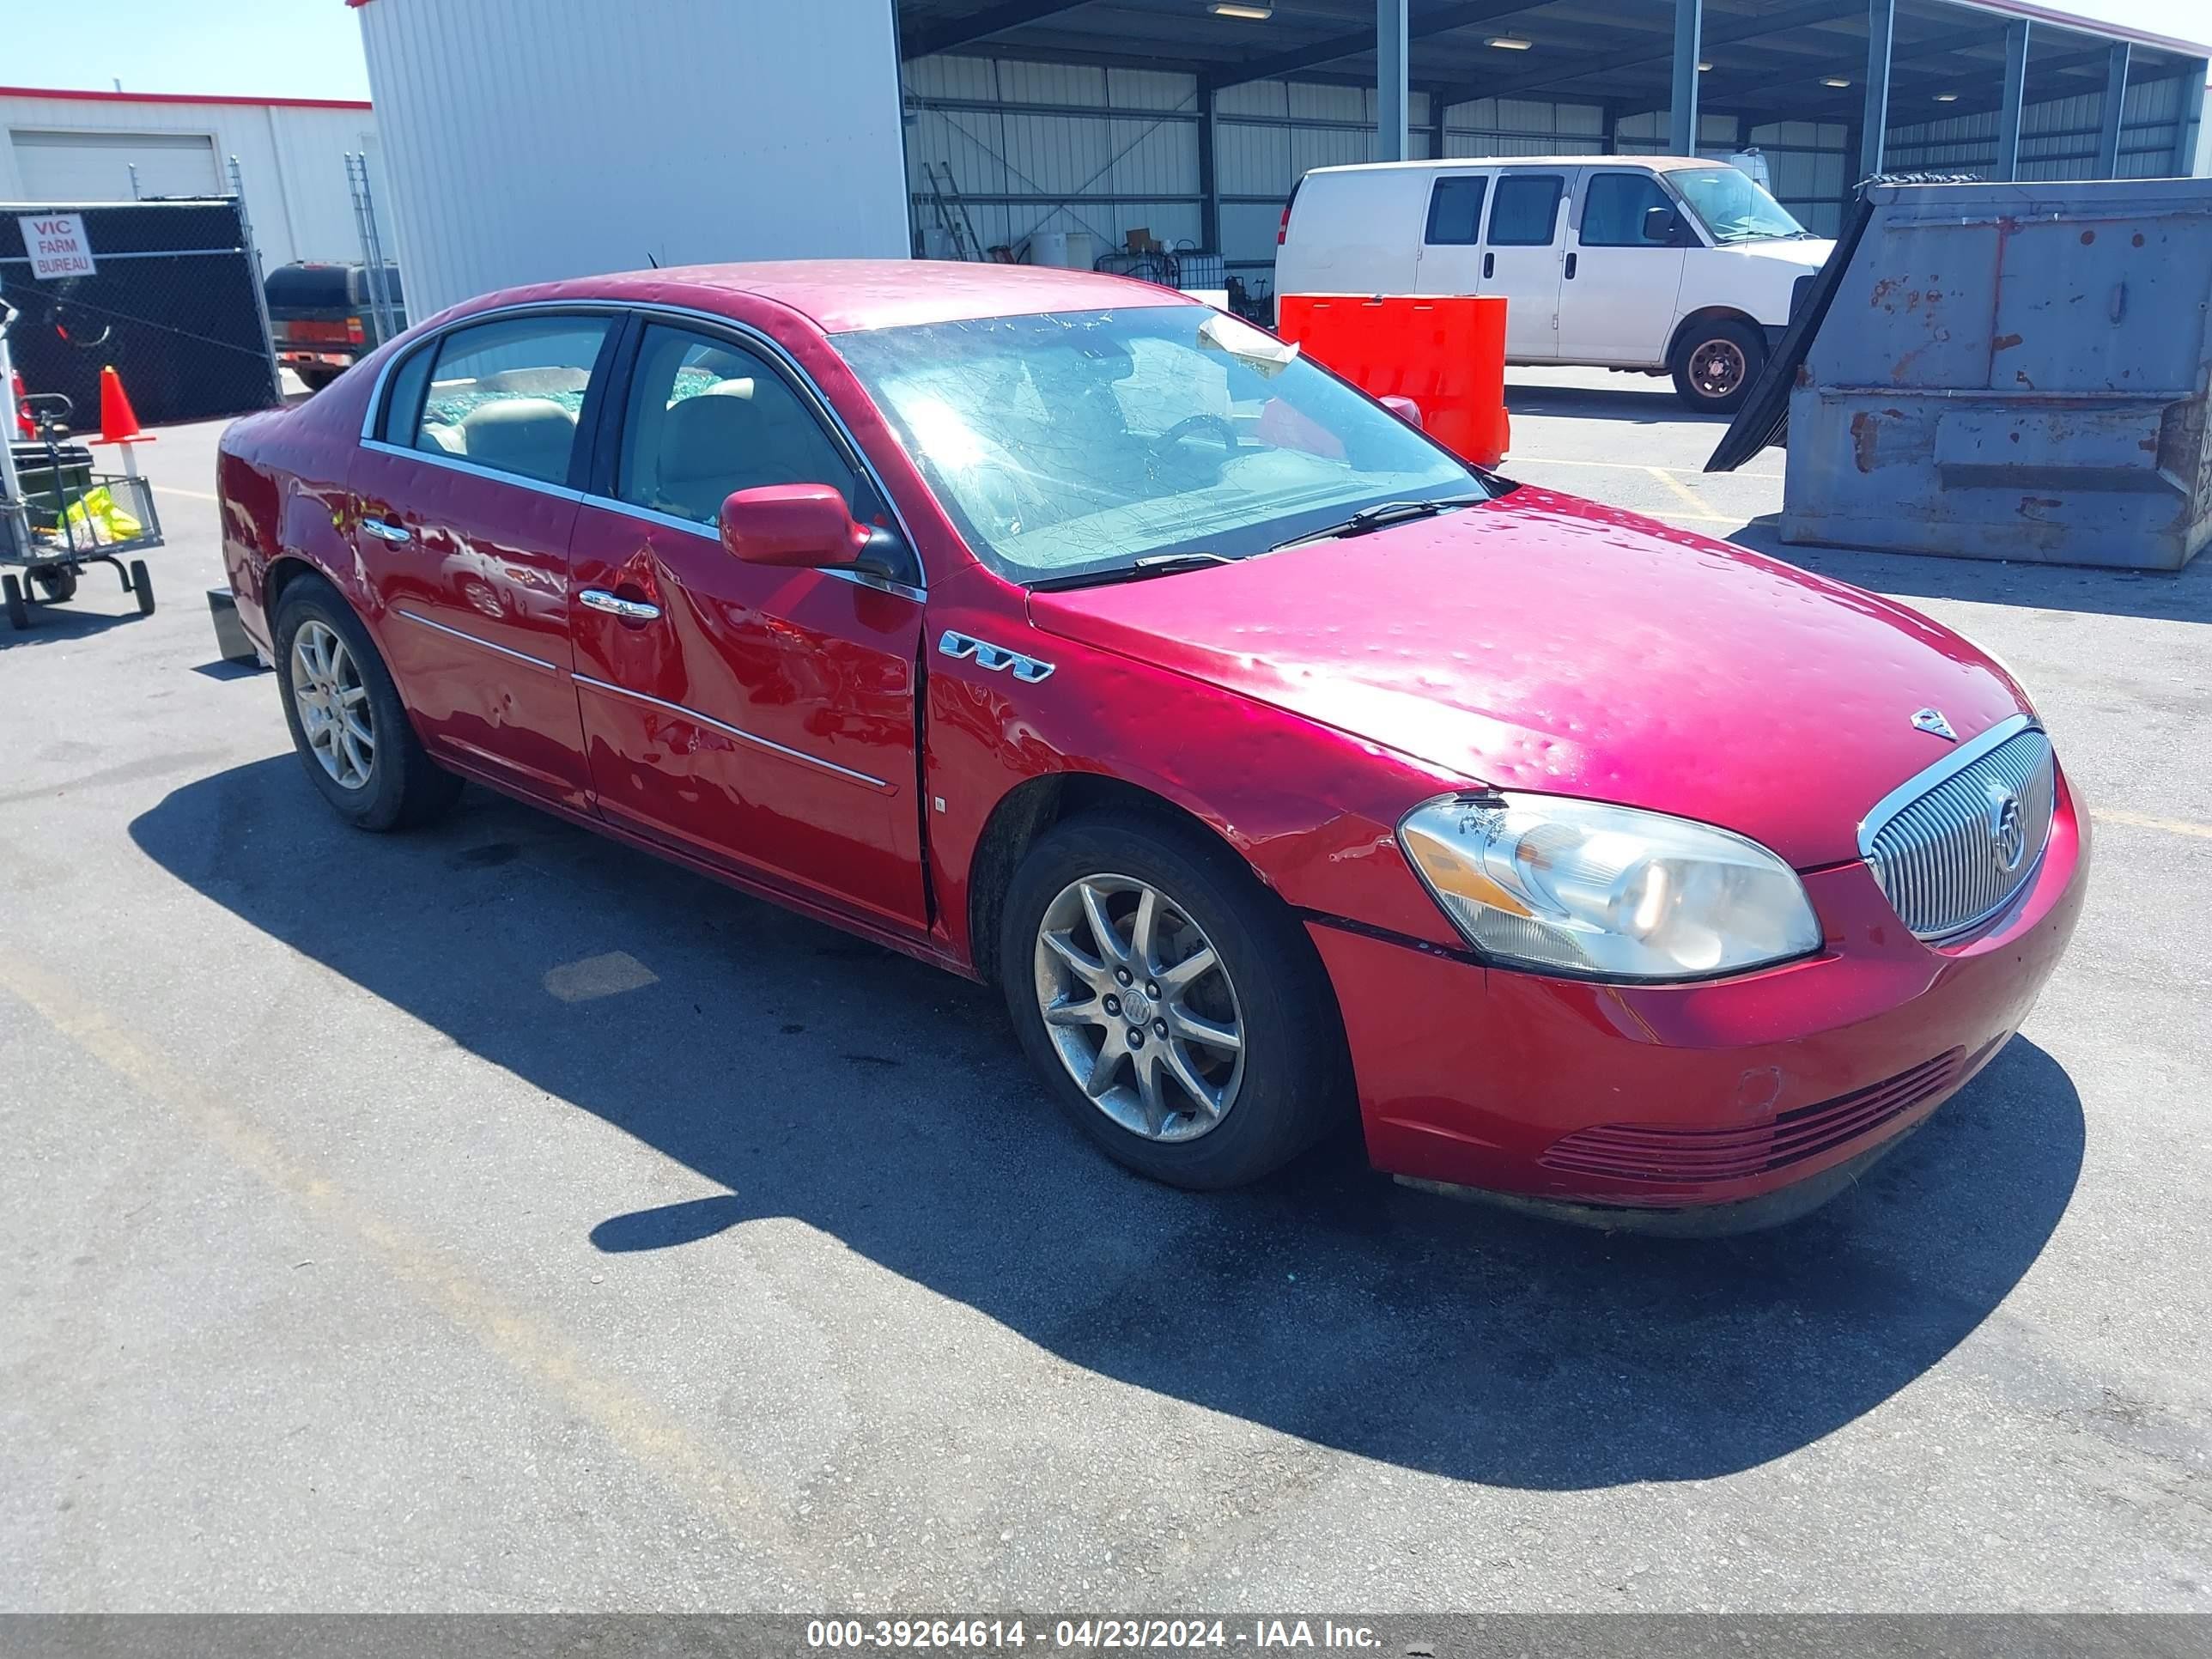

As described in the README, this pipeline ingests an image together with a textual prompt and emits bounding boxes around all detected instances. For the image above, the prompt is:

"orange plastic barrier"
[1275,293,1510,468]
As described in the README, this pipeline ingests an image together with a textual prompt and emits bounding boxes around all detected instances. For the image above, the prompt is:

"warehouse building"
[0,85,386,269]
[350,0,2209,317]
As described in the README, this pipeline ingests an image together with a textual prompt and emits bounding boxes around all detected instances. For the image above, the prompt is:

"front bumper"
[1312,769,2090,1228]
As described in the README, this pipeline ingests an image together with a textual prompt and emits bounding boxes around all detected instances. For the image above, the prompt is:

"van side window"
[1487,174,1565,246]
[1582,173,1677,246]
[1423,176,1489,246]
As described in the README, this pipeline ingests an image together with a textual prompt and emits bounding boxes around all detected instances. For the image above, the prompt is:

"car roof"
[1310,155,1728,175]
[456,259,1197,336]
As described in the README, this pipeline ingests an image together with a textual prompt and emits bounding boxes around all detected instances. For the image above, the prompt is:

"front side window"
[413,314,611,485]
[1670,166,1809,245]
[1580,172,1678,246]
[1424,175,1489,246]
[614,324,866,526]
[1486,174,1565,246]
[832,306,1487,586]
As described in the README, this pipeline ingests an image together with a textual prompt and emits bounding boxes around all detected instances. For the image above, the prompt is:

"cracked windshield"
[833,306,1487,584]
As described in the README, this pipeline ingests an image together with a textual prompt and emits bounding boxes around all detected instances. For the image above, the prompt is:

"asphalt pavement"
[2,368,2208,1611]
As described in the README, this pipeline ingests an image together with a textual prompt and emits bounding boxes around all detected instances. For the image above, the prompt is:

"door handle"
[1482,252,1494,279]
[361,518,411,544]
[1565,252,1577,279]
[580,588,662,622]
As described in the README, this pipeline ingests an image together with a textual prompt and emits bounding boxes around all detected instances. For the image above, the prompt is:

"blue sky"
[4,0,2205,105]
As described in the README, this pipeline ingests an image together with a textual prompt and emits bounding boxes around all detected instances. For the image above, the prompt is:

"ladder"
[922,163,985,262]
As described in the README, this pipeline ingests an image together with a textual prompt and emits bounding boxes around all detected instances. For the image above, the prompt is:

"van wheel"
[1670,319,1765,412]
[1000,811,1352,1189]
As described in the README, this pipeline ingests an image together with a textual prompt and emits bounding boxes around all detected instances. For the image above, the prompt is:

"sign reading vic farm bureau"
[18,215,96,280]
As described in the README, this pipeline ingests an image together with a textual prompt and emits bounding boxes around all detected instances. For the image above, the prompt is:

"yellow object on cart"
[61,485,143,546]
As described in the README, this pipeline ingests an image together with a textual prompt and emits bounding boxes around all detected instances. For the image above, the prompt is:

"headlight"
[1398,793,1820,981]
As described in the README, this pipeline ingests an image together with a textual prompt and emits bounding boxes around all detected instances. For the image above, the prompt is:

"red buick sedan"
[216,261,2087,1231]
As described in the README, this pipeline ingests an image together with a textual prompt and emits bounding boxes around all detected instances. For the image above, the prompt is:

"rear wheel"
[1670,318,1765,413]
[129,560,154,616]
[1000,811,1351,1189]
[3,574,27,630]
[272,577,459,831]
[297,365,344,392]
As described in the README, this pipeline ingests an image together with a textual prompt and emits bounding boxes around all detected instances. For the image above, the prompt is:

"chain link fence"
[0,198,280,429]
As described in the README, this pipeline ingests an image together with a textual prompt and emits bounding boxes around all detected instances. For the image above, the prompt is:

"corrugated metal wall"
[1887,74,2193,179]
[358,0,910,317]
[0,94,380,266]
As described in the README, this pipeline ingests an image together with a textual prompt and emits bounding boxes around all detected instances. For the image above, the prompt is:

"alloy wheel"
[290,619,376,790]
[1032,872,1246,1142]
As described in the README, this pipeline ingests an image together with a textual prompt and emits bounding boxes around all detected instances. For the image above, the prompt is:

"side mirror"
[1379,394,1424,429]
[1643,204,1684,245]
[719,483,904,578]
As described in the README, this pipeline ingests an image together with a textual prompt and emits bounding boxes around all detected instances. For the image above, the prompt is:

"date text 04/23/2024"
[804,1621,1384,1650]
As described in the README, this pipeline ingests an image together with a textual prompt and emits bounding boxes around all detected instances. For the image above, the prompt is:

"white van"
[1274,155,1833,411]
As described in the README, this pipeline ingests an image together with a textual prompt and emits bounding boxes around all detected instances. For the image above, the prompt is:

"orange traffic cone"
[9,371,31,440]
[94,364,152,446]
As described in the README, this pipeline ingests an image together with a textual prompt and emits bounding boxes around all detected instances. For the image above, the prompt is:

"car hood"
[1024,487,2030,869]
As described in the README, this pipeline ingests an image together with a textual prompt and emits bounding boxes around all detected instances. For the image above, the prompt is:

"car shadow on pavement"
[1728,516,2212,626]
[1504,380,1730,426]
[131,758,2086,1492]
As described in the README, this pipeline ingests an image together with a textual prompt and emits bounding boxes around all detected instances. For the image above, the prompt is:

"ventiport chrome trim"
[393,607,563,675]
[572,673,893,793]
[939,630,1054,683]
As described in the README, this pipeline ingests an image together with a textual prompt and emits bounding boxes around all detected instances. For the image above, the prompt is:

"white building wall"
[356,0,910,319]
[0,91,379,266]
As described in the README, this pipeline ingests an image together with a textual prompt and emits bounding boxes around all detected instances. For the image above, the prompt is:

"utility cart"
[1,303,163,631]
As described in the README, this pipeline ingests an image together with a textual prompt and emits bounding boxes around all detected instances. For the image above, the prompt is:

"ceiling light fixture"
[1486,36,1534,49]
[1207,3,1273,16]
[1822,76,1851,87]
[1936,91,1960,100]
[1697,60,1712,70]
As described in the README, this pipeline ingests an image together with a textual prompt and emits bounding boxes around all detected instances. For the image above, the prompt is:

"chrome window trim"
[361,439,589,501]
[572,673,893,793]
[574,493,927,604]
[1856,712,2039,860]
[356,296,927,599]
[394,606,565,675]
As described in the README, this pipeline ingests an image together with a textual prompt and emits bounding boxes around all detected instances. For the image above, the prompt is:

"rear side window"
[1424,176,1489,246]
[1581,172,1676,246]
[377,343,435,444]
[1487,174,1565,246]
[412,314,611,486]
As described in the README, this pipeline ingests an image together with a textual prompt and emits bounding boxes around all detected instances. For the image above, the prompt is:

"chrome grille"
[1863,720,2055,940]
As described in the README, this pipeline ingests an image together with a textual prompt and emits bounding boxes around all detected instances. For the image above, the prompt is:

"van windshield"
[833,306,1488,586]
[1672,167,1810,244]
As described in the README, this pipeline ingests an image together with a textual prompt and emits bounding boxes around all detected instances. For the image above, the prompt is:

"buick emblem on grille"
[1988,783,2027,874]
[1911,707,1958,740]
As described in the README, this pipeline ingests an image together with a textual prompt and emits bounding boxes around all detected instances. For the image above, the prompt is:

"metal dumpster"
[1711,176,2212,572]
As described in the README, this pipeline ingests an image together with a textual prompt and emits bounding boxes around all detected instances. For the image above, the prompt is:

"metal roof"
[896,0,2209,126]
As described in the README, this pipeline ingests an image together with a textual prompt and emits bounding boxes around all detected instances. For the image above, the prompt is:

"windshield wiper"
[1272,495,1485,550]
[1026,551,1239,592]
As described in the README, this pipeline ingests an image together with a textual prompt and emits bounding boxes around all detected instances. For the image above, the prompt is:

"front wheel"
[272,577,460,831]
[1670,319,1765,413]
[1000,812,1351,1189]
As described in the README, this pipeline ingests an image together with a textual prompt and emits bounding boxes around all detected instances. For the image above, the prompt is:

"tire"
[30,564,77,603]
[129,560,154,616]
[271,575,460,832]
[3,574,27,631]
[1000,811,1352,1189]
[297,365,343,393]
[1670,318,1765,413]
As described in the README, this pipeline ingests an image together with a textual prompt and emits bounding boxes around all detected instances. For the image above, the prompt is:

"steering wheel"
[1146,414,1238,462]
